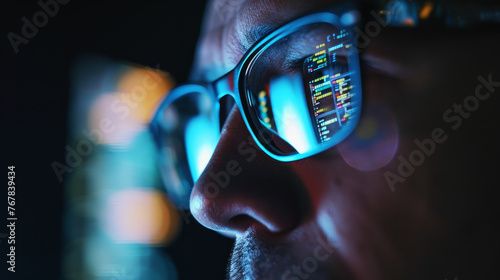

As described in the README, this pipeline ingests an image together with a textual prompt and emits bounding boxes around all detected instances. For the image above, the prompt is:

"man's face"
[187,0,499,279]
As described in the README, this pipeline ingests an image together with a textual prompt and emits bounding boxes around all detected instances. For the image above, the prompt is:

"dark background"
[1,0,234,279]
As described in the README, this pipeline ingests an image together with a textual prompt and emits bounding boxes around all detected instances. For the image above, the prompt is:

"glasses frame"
[150,8,363,165]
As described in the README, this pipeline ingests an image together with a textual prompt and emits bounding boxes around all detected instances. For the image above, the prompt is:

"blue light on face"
[184,115,218,182]
[151,12,363,165]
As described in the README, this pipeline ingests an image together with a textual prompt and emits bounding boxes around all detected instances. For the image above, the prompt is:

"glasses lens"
[244,21,361,157]
[155,87,218,207]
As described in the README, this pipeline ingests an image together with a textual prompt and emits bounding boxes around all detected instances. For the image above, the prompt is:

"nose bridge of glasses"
[211,70,241,133]
[213,70,237,100]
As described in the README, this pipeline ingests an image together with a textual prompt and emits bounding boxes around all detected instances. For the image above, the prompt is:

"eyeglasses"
[150,1,500,207]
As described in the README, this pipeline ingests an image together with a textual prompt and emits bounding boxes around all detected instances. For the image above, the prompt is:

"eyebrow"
[240,24,279,51]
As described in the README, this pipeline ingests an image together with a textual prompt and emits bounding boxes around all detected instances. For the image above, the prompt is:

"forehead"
[190,0,335,81]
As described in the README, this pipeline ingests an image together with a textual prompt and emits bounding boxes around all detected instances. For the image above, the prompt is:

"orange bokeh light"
[115,68,175,123]
[419,2,434,19]
[104,189,180,245]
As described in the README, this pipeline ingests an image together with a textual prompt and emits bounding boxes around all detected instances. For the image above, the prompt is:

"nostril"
[226,213,294,244]
[227,214,256,232]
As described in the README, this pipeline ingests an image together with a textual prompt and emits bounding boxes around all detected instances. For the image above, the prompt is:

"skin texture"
[187,0,500,279]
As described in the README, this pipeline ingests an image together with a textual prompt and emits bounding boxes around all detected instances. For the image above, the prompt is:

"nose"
[189,106,310,236]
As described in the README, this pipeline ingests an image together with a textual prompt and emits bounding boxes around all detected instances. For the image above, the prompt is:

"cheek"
[295,136,441,275]
[310,162,437,279]
[337,105,399,171]
[294,156,396,241]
